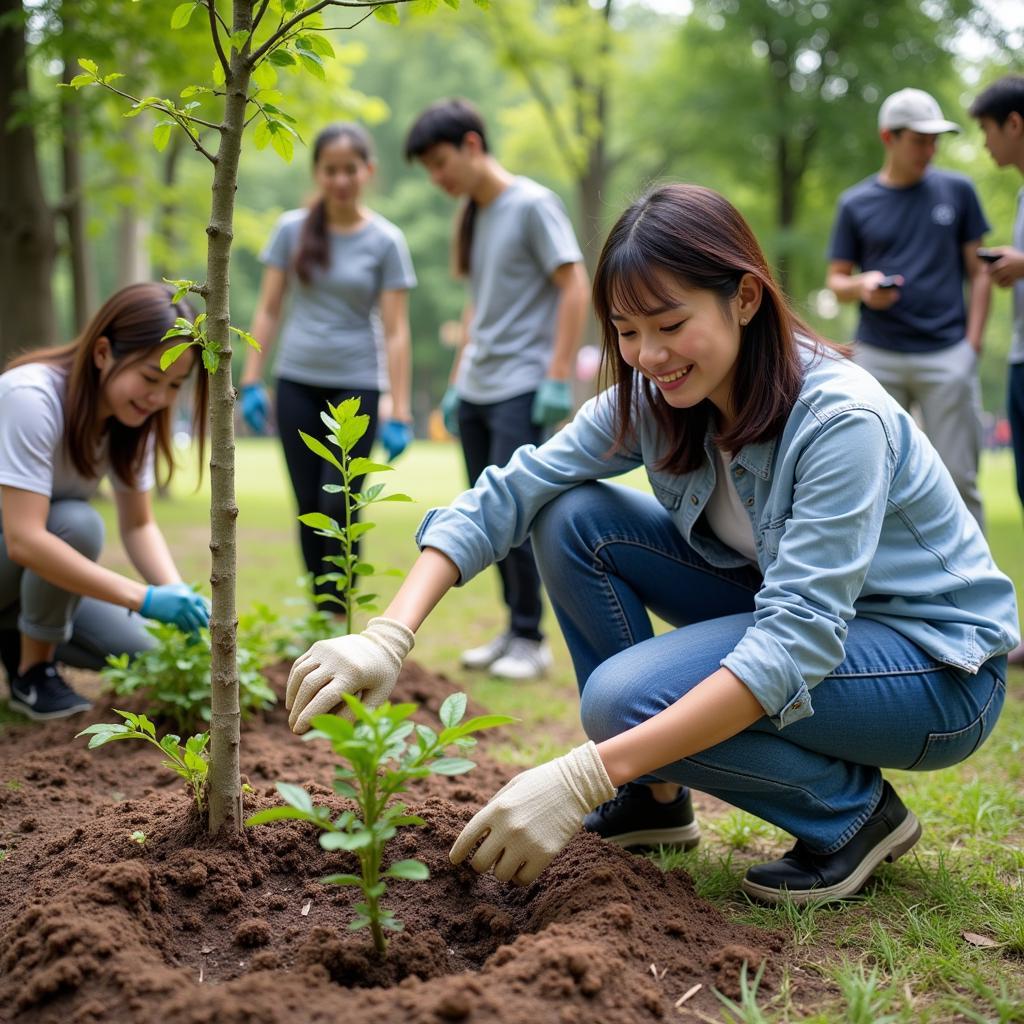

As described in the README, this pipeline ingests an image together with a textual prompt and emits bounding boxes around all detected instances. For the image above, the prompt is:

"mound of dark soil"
[0,661,818,1023]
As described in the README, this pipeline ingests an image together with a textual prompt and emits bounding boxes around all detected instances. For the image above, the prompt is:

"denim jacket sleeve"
[722,407,894,728]
[416,391,642,584]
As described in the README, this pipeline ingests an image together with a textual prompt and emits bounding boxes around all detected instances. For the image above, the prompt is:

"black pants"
[457,391,544,641]
[276,378,379,603]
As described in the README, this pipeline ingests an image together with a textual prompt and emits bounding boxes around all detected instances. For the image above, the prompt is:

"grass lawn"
[23,440,1024,1019]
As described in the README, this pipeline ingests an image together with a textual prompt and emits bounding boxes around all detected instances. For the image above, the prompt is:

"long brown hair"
[5,282,208,488]
[294,122,375,285]
[593,184,837,474]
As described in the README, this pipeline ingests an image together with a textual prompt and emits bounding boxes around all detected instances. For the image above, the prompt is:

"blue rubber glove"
[240,382,270,435]
[140,584,211,635]
[531,379,573,427]
[440,386,460,437]
[379,420,413,461]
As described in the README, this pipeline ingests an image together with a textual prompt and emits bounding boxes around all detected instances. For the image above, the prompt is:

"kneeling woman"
[284,185,1018,904]
[0,283,211,720]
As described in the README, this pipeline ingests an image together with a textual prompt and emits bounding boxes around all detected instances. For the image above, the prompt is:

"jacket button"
[734,466,745,477]
[745,497,754,507]
[690,495,699,505]
[791,700,802,710]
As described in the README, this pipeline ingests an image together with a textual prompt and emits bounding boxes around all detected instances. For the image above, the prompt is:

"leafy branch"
[77,710,210,812]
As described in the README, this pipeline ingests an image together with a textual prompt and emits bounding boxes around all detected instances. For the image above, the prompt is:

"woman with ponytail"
[240,123,417,612]
[0,283,210,719]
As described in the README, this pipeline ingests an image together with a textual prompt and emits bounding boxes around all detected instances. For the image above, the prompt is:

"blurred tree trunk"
[153,131,186,284]
[116,113,152,288]
[0,0,57,363]
[60,10,97,331]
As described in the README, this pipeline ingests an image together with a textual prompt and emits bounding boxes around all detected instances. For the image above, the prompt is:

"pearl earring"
[740,317,748,326]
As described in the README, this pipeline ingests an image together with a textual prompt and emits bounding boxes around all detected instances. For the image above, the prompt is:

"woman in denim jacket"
[285,185,1019,904]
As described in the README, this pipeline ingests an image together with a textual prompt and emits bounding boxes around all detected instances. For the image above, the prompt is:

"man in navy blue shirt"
[827,88,992,528]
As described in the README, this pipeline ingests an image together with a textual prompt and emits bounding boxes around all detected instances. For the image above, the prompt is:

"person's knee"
[579,658,639,744]
[532,484,596,572]
[47,501,104,561]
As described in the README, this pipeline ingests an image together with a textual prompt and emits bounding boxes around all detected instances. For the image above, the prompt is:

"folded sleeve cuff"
[722,630,815,729]
[415,507,494,586]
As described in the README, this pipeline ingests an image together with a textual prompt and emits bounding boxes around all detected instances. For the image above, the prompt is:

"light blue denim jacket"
[417,347,1019,728]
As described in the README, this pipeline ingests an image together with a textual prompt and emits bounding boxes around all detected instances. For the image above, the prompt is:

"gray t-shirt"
[0,363,154,512]
[1011,187,1024,366]
[261,209,417,390]
[458,177,583,404]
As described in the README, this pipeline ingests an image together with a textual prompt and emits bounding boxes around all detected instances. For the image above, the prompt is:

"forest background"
[2,0,1023,427]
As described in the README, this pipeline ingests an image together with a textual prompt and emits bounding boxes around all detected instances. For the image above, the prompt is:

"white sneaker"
[460,632,512,670]
[489,637,552,681]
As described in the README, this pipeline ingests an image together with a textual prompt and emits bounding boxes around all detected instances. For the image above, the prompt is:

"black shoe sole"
[740,811,922,905]
[601,821,701,852]
[8,696,93,721]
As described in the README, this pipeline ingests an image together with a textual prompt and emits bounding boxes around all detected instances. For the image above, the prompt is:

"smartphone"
[877,275,901,289]
[977,248,1002,264]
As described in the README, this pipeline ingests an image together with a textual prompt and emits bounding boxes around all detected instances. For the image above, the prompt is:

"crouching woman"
[284,185,1018,904]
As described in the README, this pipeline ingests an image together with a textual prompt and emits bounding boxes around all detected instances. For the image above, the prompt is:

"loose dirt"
[0,662,822,1023]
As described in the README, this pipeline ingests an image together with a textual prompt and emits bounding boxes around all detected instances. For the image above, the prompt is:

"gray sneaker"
[489,637,552,681]
[460,632,512,670]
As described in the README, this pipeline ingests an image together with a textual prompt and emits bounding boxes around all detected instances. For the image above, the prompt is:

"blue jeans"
[532,482,1007,853]
[458,391,544,641]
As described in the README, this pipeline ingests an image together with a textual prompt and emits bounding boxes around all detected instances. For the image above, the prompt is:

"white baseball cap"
[878,88,961,134]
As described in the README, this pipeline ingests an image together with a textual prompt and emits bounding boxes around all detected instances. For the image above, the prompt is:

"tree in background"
[67,0,482,835]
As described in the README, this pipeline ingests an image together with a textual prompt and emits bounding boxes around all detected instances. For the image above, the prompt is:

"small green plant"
[297,398,413,634]
[246,691,512,955]
[130,830,147,846]
[77,710,210,812]
[103,620,275,734]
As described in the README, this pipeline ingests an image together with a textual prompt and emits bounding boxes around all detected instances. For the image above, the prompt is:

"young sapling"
[77,710,210,812]
[246,691,512,955]
[297,397,413,633]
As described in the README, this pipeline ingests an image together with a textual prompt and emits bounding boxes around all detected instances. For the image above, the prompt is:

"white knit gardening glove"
[449,741,615,885]
[286,617,415,734]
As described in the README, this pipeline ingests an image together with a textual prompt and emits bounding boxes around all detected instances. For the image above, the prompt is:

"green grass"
[5,439,1024,1019]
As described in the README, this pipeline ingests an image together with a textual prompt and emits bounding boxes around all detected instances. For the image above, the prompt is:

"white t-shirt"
[704,446,757,562]
[0,363,154,513]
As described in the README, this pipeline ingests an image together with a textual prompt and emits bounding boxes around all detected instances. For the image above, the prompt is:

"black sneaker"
[8,661,92,720]
[740,781,921,905]
[583,782,701,851]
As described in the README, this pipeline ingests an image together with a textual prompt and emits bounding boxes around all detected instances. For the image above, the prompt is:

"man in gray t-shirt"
[971,75,1024,664]
[406,98,589,681]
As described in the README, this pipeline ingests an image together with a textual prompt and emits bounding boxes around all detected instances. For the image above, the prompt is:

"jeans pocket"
[907,674,1006,771]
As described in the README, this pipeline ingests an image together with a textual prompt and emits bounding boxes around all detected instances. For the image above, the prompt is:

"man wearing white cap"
[826,88,992,528]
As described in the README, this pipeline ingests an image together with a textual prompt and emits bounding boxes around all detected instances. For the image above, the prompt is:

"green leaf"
[319,830,372,851]
[270,126,294,162]
[68,73,94,89]
[348,522,375,541]
[374,2,400,23]
[348,458,393,477]
[439,692,467,729]
[152,122,173,152]
[251,61,276,90]
[321,873,362,886]
[378,493,414,503]
[443,0,460,7]
[276,782,314,813]
[229,29,250,51]
[348,916,371,931]
[170,2,196,29]
[309,714,355,741]
[180,84,211,98]
[268,48,297,67]
[298,53,326,81]
[298,431,343,471]
[306,35,335,58]
[428,757,476,776]
[385,859,429,881]
[321,484,344,493]
[298,512,339,532]
[201,348,219,374]
[229,325,261,351]
[102,72,125,85]
[160,341,194,370]
[244,805,320,826]
[78,58,99,75]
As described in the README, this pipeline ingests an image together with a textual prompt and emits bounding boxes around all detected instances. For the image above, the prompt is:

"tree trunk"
[116,114,153,288]
[0,0,57,364]
[204,0,253,835]
[61,24,97,331]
